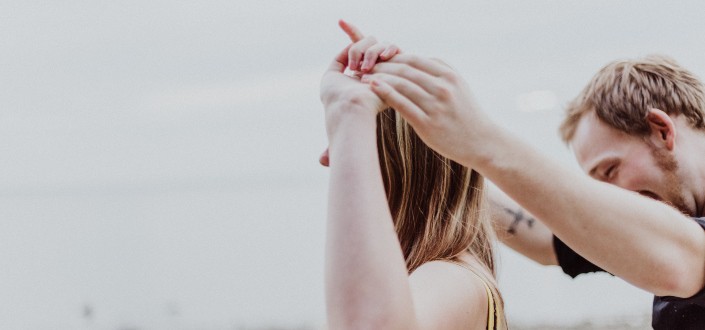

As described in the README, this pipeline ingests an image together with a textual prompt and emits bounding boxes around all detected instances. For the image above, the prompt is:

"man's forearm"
[473,125,705,297]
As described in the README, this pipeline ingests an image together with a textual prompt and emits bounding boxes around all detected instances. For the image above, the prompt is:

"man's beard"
[651,146,690,215]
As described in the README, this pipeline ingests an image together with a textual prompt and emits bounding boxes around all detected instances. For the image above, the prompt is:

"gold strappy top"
[446,260,500,330]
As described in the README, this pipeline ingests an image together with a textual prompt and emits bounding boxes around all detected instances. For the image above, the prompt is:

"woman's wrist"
[324,93,379,116]
[324,99,378,138]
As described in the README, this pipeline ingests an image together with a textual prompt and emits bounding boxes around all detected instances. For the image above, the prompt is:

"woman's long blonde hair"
[376,109,506,327]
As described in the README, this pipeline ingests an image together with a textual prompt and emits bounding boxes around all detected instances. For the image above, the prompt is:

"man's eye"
[605,165,616,179]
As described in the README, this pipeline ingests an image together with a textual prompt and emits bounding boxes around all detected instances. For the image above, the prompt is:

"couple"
[320,21,705,329]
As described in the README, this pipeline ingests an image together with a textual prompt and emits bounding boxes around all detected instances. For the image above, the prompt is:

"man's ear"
[646,108,676,150]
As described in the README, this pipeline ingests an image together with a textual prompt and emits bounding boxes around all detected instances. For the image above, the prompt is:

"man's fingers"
[363,72,434,111]
[428,57,453,69]
[387,54,454,77]
[369,79,428,125]
[338,19,364,43]
[367,62,441,96]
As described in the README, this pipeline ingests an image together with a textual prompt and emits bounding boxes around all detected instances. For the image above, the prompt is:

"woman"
[320,21,507,329]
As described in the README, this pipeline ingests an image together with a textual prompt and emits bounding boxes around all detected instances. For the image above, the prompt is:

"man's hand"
[363,55,496,167]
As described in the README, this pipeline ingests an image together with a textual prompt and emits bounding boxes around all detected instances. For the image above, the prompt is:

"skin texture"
[320,22,490,329]
[362,52,705,298]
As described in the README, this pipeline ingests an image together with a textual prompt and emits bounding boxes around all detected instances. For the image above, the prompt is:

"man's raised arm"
[364,54,705,298]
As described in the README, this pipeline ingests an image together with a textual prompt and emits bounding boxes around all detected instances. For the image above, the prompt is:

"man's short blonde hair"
[560,55,705,143]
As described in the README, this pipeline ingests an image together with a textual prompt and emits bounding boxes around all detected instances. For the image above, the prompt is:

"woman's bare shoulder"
[408,259,489,330]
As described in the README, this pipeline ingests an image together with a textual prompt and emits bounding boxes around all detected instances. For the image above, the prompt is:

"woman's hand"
[320,44,385,122]
[319,20,401,165]
[320,20,401,114]
[339,20,400,73]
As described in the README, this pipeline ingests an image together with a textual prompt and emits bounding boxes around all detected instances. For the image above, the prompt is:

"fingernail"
[370,80,380,87]
[361,61,370,72]
[381,50,390,59]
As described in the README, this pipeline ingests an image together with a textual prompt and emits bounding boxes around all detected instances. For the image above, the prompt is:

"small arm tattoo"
[504,207,535,235]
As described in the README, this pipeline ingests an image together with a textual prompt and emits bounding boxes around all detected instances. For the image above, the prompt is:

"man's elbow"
[531,244,559,266]
[652,262,705,298]
[648,229,705,297]
[536,252,559,266]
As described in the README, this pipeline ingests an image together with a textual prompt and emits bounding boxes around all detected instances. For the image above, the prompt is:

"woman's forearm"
[324,107,417,329]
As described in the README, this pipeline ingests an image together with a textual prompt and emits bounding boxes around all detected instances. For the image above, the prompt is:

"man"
[362,52,705,329]
[485,56,705,329]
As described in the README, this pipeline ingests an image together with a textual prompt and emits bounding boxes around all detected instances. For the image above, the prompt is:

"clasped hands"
[320,20,492,168]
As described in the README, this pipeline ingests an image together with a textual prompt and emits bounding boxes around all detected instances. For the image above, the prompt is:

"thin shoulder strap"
[446,260,497,330]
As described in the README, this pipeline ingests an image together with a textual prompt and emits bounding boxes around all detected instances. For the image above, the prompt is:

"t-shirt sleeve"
[552,235,605,278]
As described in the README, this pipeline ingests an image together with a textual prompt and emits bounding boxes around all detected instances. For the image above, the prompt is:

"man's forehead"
[569,112,618,173]
[569,113,598,163]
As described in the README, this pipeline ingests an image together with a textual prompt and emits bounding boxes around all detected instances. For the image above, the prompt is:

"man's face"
[571,112,691,215]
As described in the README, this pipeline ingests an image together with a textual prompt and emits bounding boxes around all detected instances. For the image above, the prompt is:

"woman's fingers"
[328,44,353,73]
[369,79,428,125]
[380,44,401,60]
[338,19,364,42]
[361,43,387,72]
[360,43,401,72]
[337,20,401,72]
[338,19,368,71]
[348,36,377,72]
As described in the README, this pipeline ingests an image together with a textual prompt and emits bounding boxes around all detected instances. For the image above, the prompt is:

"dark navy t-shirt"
[553,217,705,330]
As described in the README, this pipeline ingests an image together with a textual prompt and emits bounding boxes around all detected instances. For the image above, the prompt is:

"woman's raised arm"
[321,32,489,328]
